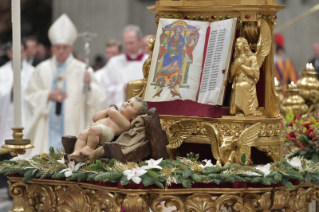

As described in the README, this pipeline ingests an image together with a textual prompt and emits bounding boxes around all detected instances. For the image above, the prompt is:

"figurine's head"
[234,37,251,59]
[120,97,148,121]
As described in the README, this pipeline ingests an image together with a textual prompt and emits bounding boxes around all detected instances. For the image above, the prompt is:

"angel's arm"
[240,57,260,80]
[229,59,244,82]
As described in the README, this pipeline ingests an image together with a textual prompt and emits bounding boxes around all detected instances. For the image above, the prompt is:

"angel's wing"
[237,122,261,164]
[255,19,272,68]
[166,119,198,149]
[203,123,220,160]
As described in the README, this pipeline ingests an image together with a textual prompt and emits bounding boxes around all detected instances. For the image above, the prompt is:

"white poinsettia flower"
[59,161,85,177]
[141,158,163,170]
[288,157,302,169]
[244,164,271,176]
[123,168,147,184]
[200,159,215,168]
[256,163,271,176]
[57,157,65,164]
[10,154,31,161]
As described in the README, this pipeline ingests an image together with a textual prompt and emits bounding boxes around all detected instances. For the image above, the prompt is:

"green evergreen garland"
[2,149,319,189]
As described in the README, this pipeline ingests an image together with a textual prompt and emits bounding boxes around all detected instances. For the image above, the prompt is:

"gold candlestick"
[2,127,33,156]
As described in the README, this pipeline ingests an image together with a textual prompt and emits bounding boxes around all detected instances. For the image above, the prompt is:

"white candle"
[12,0,22,127]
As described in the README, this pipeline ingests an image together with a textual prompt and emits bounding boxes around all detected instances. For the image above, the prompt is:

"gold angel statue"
[229,19,271,116]
[204,122,261,166]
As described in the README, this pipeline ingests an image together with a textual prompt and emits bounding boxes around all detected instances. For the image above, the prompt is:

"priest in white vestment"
[99,25,148,109]
[0,44,34,147]
[94,39,122,84]
[25,14,107,156]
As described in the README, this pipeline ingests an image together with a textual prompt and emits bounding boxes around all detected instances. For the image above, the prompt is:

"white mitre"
[48,14,78,46]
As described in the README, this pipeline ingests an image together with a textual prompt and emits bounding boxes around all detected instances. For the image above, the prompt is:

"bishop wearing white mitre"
[0,44,34,147]
[25,14,107,156]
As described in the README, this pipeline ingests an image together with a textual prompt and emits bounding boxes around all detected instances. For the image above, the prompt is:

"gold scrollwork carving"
[274,123,282,136]
[185,193,215,212]
[311,187,319,202]
[91,191,119,212]
[9,181,27,212]
[217,123,231,136]
[305,187,316,203]
[122,194,149,212]
[216,195,244,211]
[25,184,57,211]
[57,184,91,212]
[271,190,291,209]
[292,188,307,211]
[150,195,184,212]
[244,192,271,210]
[230,124,244,137]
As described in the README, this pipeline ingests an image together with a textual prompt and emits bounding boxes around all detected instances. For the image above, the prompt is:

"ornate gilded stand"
[8,175,319,212]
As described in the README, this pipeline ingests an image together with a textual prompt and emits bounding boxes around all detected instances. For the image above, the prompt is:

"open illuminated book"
[144,18,237,105]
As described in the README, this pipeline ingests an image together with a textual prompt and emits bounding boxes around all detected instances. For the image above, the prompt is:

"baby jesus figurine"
[69,97,148,162]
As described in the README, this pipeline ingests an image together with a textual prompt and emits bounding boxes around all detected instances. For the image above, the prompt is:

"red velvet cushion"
[147,100,229,118]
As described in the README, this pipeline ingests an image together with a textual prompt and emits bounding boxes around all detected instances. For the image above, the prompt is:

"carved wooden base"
[161,116,284,163]
[7,176,319,212]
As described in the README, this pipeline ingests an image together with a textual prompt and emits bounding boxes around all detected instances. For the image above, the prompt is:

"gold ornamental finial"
[274,77,280,87]
[287,81,298,90]
[302,63,316,73]
[282,81,308,116]
[274,77,282,90]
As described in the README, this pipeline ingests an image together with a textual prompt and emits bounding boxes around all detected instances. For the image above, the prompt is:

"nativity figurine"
[69,97,148,162]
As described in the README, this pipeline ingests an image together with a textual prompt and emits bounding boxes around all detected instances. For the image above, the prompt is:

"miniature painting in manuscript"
[149,20,203,101]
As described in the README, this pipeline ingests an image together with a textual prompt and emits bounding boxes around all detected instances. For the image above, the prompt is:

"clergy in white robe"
[24,14,107,156]
[0,57,34,147]
[94,39,122,84]
[99,25,148,109]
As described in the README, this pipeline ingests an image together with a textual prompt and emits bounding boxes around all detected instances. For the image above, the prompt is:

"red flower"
[306,128,314,136]
[303,122,313,128]
[301,145,306,150]
[289,131,296,137]
[289,121,296,127]
[312,131,317,141]
[295,115,301,120]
